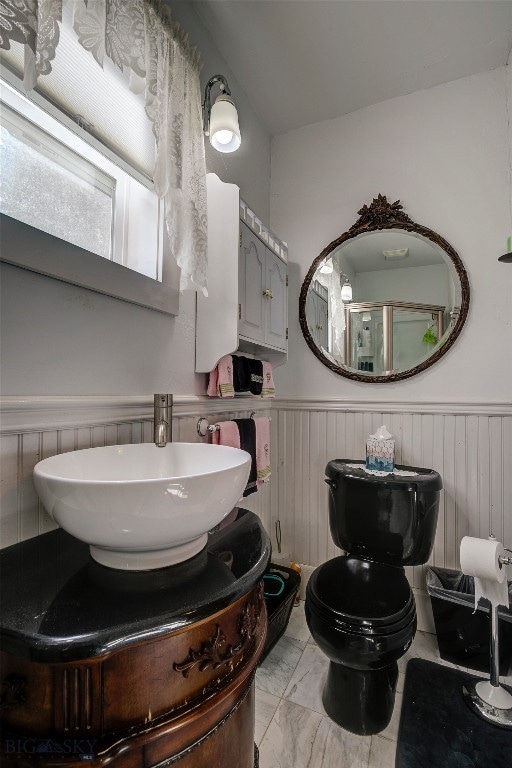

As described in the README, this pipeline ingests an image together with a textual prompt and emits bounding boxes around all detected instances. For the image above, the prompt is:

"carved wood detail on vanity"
[173,583,263,679]
[55,665,100,734]
[0,675,27,711]
[0,583,267,767]
[173,623,232,678]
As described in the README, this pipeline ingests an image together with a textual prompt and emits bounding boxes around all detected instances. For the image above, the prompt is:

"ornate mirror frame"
[299,195,470,383]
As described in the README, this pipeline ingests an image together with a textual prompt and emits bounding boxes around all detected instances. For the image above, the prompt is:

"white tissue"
[460,536,509,612]
[370,425,393,440]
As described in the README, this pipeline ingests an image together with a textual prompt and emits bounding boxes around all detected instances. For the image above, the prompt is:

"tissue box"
[366,436,395,472]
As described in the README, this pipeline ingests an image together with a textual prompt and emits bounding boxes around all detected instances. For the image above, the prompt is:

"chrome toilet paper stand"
[462,545,512,729]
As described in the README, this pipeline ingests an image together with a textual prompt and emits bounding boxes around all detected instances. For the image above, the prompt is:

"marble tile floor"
[255,602,512,768]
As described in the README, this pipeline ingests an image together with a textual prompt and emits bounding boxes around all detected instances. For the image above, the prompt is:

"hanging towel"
[232,355,251,392]
[254,417,271,485]
[207,355,234,398]
[233,418,258,496]
[248,358,264,395]
[261,362,275,398]
[211,420,240,449]
[207,366,218,397]
[212,419,255,497]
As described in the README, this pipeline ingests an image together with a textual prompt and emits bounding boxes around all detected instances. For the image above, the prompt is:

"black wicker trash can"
[261,564,301,662]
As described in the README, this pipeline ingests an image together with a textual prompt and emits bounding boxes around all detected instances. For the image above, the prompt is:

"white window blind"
[0,0,207,295]
[1,1,155,180]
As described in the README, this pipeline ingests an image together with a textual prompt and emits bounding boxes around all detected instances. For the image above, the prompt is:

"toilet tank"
[325,460,442,566]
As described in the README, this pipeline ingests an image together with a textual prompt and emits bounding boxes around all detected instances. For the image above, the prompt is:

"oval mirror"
[299,195,470,383]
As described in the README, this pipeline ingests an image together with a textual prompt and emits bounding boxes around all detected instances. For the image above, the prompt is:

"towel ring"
[197,418,221,436]
[197,414,271,437]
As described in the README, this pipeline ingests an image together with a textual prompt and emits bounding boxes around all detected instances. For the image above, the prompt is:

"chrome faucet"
[154,394,173,447]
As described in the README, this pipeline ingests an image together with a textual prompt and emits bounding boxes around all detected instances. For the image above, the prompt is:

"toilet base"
[322,660,399,735]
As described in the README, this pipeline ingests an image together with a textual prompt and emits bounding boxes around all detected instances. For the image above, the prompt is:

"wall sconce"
[320,259,333,274]
[341,278,352,302]
[202,74,241,153]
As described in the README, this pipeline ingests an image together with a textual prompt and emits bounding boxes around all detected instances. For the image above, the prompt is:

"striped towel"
[254,416,271,485]
[261,362,275,398]
[248,359,263,396]
[207,355,234,398]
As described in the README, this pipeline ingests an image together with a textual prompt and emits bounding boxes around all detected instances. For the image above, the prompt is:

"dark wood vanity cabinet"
[0,510,270,767]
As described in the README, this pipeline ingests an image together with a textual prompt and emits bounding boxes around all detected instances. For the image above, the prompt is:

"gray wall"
[271,68,511,402]
[168,1,271,224]
[0,4,271,397]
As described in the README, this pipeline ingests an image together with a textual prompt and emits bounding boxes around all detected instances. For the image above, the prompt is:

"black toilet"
[305,459,442,735]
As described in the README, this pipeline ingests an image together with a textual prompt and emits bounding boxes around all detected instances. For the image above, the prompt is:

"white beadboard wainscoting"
[0,396,273,551]
[1,396,510,632]
[272,399,512,631]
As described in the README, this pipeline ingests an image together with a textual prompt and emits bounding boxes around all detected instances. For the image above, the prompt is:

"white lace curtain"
[0,0,208,294]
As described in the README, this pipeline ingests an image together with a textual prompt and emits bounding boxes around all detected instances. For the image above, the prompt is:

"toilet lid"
[307,556,414,633]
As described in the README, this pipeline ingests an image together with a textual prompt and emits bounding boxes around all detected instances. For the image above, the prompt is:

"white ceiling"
[191,0,512,135]
[331,231,447,274]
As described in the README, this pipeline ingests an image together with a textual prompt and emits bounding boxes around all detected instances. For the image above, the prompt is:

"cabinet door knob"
[262,289,273,299]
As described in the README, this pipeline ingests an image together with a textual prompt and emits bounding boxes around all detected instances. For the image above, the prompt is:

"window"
[0,0,215,312]
[0,0,207,298]
[1,99,116,263]
[0,75,178,314]
[1,79,164,280]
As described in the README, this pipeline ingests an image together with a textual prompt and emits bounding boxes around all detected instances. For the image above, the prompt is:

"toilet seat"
[307,556,415,636]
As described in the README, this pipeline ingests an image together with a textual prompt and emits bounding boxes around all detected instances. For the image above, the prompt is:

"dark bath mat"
[396,659,512,768]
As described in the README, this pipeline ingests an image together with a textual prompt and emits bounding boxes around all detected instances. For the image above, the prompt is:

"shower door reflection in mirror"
[345,301,445,375]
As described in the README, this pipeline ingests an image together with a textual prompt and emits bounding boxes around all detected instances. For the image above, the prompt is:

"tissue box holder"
[366,437,395,473]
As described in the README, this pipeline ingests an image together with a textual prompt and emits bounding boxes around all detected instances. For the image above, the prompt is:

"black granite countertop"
[0,508,271,663]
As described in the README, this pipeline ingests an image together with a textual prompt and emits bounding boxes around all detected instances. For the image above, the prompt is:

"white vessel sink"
[33,443,251,570]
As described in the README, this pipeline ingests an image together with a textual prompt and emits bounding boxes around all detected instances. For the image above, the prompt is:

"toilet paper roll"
[460,537,506,582]
[460,536,509,612]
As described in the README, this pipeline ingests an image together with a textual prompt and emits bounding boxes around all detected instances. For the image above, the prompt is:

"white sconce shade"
[203,75,241,154]
[341,280,352,302]
[209,95,241,153]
